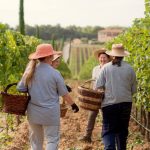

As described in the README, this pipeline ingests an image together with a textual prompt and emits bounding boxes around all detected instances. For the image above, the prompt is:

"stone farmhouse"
[98,28,123,43]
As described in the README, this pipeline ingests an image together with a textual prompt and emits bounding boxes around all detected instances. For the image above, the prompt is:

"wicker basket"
[0,83,29,116]
[78,80,104,111]
[60,104,68,117]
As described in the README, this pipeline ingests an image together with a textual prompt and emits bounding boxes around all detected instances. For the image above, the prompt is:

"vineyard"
[0,0,150,149]
[0,24,40,88]
[68,43,102,79]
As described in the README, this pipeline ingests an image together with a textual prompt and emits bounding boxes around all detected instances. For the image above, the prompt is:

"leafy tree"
[21,24,107,40]
[57,59,71,79]
[145,0,150,17]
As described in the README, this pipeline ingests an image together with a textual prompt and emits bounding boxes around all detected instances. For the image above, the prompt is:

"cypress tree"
[36,25,40,38]
[145,0,150,17]
[19,0,25,35]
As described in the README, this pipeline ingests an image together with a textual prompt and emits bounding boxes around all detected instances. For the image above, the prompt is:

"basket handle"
[81,79,95,87]
[4,83,17,93]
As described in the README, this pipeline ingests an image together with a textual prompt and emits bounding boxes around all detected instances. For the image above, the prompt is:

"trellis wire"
[130,114,150,133]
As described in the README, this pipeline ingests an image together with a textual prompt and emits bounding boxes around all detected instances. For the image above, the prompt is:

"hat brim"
[105,50,130,57]
[94,49,107,59]
[28,50,59,60]
[52,52,62,61]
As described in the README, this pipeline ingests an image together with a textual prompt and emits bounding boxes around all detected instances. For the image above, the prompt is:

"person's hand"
[66,85,72,92]
[71,103,79,113]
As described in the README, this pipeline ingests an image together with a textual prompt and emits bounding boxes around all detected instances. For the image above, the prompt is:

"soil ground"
[2,80,150,150]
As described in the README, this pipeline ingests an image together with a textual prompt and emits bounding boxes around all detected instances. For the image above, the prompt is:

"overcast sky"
[0,0,145,27]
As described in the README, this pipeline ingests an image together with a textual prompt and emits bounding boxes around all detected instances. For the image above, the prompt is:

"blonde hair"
[23,55,53,86]
[23,60,37,86]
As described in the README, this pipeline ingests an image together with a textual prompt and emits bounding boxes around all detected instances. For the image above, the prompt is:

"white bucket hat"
[106,44,130,57]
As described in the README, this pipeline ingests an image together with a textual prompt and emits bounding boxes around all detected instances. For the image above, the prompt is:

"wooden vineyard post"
[143,109,146,136]
[135,106,138,125]
[140,105,143,133]
[146,112,150,141]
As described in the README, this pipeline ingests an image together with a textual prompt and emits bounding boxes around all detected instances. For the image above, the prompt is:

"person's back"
[96,43,137,150]
[29,62,62,107]
[99,61,136,107]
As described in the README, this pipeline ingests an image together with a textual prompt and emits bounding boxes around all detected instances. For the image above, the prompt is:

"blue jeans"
[101,102,132,150]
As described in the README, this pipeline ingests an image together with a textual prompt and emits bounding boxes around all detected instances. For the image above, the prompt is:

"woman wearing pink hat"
[96,44,137,150]
[17,44,79,150]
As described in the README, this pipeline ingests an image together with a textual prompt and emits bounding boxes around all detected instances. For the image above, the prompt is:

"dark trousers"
[102,102,132,150]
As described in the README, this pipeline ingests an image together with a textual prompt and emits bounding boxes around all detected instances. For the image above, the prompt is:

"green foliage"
[0,23,70,88]
[57,59,71,79]
[78,56,98,80]
[105,16,150,111]
[50,38,64,51]
[145,0,150,17]
[0,23,40,90]
[68,44,102,79]
[0,24,8,32]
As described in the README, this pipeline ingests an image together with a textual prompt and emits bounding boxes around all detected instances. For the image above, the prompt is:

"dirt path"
[4,80,150,150]
[5,107,150,150]
[59,108,103,149]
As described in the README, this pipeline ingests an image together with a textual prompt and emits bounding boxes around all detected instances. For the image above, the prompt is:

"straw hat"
[29,44,59,60]
[94,48,107,59]
[52,52,62,61]
[106,44,130,57]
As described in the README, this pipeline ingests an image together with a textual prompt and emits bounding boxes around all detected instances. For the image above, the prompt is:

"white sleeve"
[95,67,106,89]
[92,68,95,79]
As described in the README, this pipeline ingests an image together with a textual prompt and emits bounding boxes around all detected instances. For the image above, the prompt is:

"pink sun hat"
[29,44,60,60]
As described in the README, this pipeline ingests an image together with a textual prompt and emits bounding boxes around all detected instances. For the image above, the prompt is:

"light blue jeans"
[29,122,60,150]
